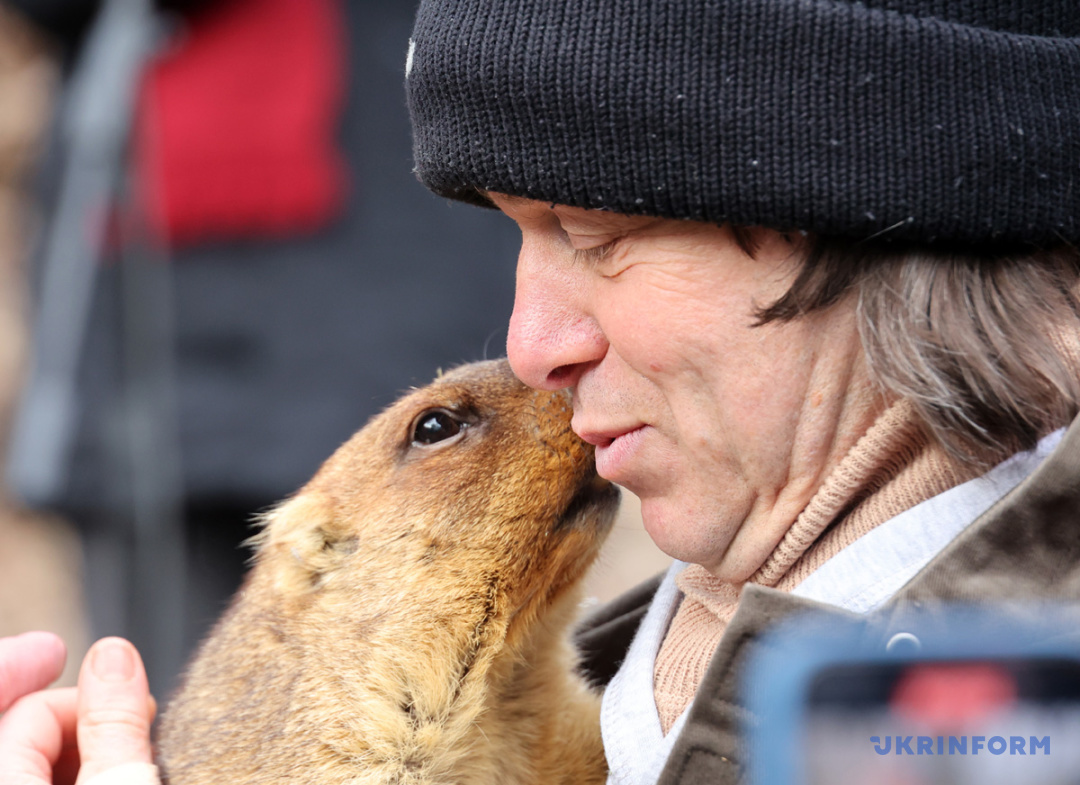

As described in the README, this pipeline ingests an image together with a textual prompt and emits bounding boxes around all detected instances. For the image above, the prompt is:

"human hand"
[0,633,159,785]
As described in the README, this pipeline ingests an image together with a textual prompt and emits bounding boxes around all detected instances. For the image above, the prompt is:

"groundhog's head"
[251,359,619,651]
[161,360,615,784]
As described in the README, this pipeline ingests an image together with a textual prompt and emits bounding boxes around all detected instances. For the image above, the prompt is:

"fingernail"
[91,639,136,682]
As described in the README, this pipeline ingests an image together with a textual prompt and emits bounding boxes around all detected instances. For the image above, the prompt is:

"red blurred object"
[135,0,348,247]
[891,663,1017,729]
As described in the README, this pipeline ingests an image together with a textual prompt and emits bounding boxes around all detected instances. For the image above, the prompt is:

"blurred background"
[0,0,670,699]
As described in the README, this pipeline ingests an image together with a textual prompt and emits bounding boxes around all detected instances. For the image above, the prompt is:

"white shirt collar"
[601,560,690,785]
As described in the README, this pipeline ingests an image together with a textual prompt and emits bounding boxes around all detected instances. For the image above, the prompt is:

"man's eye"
[572,241,617,266]
[411,409,464,445]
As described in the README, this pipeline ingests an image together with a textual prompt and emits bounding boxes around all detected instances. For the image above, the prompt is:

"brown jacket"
[574,413,1080,784]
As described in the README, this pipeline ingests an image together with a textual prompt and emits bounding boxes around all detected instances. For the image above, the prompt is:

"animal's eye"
[411,409,464,446]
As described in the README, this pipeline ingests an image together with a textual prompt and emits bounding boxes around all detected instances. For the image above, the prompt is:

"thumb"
[75,638,157,785]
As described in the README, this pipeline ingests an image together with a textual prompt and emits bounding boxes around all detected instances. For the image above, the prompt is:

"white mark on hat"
[406,38,416,77]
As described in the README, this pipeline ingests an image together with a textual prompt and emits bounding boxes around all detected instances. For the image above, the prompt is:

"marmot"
[158,360,618,785]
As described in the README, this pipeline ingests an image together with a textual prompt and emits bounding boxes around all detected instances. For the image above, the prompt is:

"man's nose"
[506,242,607,391]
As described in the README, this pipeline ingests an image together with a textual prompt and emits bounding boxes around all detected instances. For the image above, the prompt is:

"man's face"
[490,194,880,580]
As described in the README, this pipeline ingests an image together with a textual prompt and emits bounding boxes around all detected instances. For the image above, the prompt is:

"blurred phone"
[745,609,1080,785]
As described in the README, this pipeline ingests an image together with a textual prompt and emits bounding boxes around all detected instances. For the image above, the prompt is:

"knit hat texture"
[406,1,1080,246]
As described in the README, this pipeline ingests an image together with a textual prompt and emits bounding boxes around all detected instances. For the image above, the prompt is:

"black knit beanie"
[406,1,1080,247]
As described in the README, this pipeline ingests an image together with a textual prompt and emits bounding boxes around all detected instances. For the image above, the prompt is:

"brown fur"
[158,360,618,785]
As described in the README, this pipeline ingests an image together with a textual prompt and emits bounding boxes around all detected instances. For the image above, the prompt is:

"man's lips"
[574,425,643,447]
[574,424,648,481]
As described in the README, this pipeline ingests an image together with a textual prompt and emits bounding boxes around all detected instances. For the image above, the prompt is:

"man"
[4,1,1079,783]
[405,2,1080,782]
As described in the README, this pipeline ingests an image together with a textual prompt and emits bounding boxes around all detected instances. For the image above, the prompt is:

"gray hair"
[756,240,1080,466]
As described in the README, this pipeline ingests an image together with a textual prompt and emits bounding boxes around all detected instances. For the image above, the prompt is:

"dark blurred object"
[9,0,519,698]
[8,0,158,516]
[746,609,1080,785]
[4,0,210,63]
[6,0,185,696]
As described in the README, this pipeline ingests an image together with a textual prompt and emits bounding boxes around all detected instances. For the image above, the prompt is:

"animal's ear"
[253,493,341,594]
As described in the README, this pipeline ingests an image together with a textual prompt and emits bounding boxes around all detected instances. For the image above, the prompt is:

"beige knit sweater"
[653,398,983,733]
